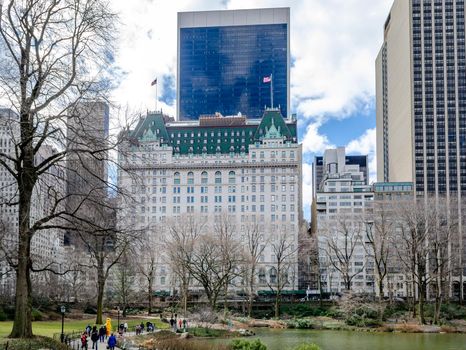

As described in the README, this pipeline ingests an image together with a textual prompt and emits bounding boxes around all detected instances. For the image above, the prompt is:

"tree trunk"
[411,279,417,319]
[433,295,442,325]
[10,174,34,338]
[10,233,33,338]
[378,280,384,303]
[274,290,280,318]
[96,266,106,325]
[182,281,188,316]
[418,277,425,325]
[460,273,464,306]
[223,281,229,316]
[248,270,255,318]
[148,278,153,315]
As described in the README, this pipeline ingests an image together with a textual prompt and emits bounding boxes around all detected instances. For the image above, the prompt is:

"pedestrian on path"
[99,326,106,342]
[108,333,117,350]
[91,329,99,349]
[81,332,88,350]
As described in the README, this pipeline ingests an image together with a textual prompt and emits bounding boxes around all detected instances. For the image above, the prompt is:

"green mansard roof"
[129,109,298,155]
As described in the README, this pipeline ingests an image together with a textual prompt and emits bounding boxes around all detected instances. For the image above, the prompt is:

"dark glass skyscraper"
[177,8,290,120]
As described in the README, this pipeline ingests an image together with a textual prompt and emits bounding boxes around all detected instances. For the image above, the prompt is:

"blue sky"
[110,0,393,219]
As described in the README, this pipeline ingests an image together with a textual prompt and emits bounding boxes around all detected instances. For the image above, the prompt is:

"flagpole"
[155,82,158,111]
[270,73,274,109]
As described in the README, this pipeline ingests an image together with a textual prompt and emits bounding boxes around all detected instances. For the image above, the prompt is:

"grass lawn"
[0,318,169,338]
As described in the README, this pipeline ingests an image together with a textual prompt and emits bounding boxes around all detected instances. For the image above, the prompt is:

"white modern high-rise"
[118,109,302,294]
[313,148,375,295]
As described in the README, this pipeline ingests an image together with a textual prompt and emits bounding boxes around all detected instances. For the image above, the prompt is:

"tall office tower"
[177,8,290,120]
[118,108,302,293]
[312,148,375,295]
[0,109,65,297]
[65,101,110,245]
[376,0,466,195]
[376,0,466,298]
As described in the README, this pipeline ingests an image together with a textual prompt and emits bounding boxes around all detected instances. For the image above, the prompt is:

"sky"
[110,0,394,219]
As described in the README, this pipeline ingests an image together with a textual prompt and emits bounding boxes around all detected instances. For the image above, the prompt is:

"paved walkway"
[69,334,129,350]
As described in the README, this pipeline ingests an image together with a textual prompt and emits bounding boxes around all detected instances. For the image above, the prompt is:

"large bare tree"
[183,214,242,310]
[394,197,439,324]
[165,215,204,315]
[267,230,296,318]
[0,0,123,337]
[366,201,395,302]
[242,223,265,317]
[324,216,364,291]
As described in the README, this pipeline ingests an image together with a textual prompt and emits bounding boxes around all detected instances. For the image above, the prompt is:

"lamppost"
[60,305,66,343]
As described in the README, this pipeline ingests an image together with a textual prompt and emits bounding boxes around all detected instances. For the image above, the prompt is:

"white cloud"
[346,128,377,183]
[302,162,313,210]
[109,0,393,122]
[110,0,227,116]
[301,122,335,154]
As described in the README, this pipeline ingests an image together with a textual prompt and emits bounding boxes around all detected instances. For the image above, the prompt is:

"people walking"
[124,322,128,333]
[169,317,175,332]
[107,333,117,350]
[85,324,91,336]
[81,332,88,350]
[183,318,187,331]
[91,329,99,350]
[99,326,106,342]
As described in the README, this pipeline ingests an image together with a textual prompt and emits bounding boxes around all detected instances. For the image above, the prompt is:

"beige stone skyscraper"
[377,0,466,196]
[376,0,466,299]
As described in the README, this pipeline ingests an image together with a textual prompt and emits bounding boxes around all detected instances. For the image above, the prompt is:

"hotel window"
[187,171,194,185]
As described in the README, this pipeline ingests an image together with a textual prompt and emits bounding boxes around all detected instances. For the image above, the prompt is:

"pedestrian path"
[69,333,129,350]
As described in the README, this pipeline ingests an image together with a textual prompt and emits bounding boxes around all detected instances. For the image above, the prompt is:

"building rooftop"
[127,108,297,155]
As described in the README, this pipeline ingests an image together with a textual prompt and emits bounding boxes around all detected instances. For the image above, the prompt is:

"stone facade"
[117,109,303,295]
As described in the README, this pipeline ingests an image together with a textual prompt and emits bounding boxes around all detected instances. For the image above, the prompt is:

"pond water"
[206,329,466,350]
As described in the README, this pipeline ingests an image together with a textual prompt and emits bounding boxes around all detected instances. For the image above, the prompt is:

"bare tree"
[242,223,265,317]
[324,216,364,291]
[137,232,160,315]
[113,251,136,317]
[165,215,204,315]
[366,201,395,302]
[430,197,458,324]
[395,198,436,324]
[185,214,241,310]
[75,201,138,325]
[0,0,122,338]
[267,231,296,318]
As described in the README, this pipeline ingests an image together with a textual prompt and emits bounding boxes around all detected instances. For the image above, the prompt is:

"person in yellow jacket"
[105,318,112,337]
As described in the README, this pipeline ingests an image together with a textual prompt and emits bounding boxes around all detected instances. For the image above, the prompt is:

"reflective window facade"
[179,24,288,120]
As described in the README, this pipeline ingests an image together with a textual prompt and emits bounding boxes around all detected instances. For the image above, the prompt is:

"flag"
[151,78,158,86]
[263,76,271,83]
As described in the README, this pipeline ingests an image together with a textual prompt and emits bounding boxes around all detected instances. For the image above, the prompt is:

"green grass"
[0,336,69,350]
[0,318,169,338]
